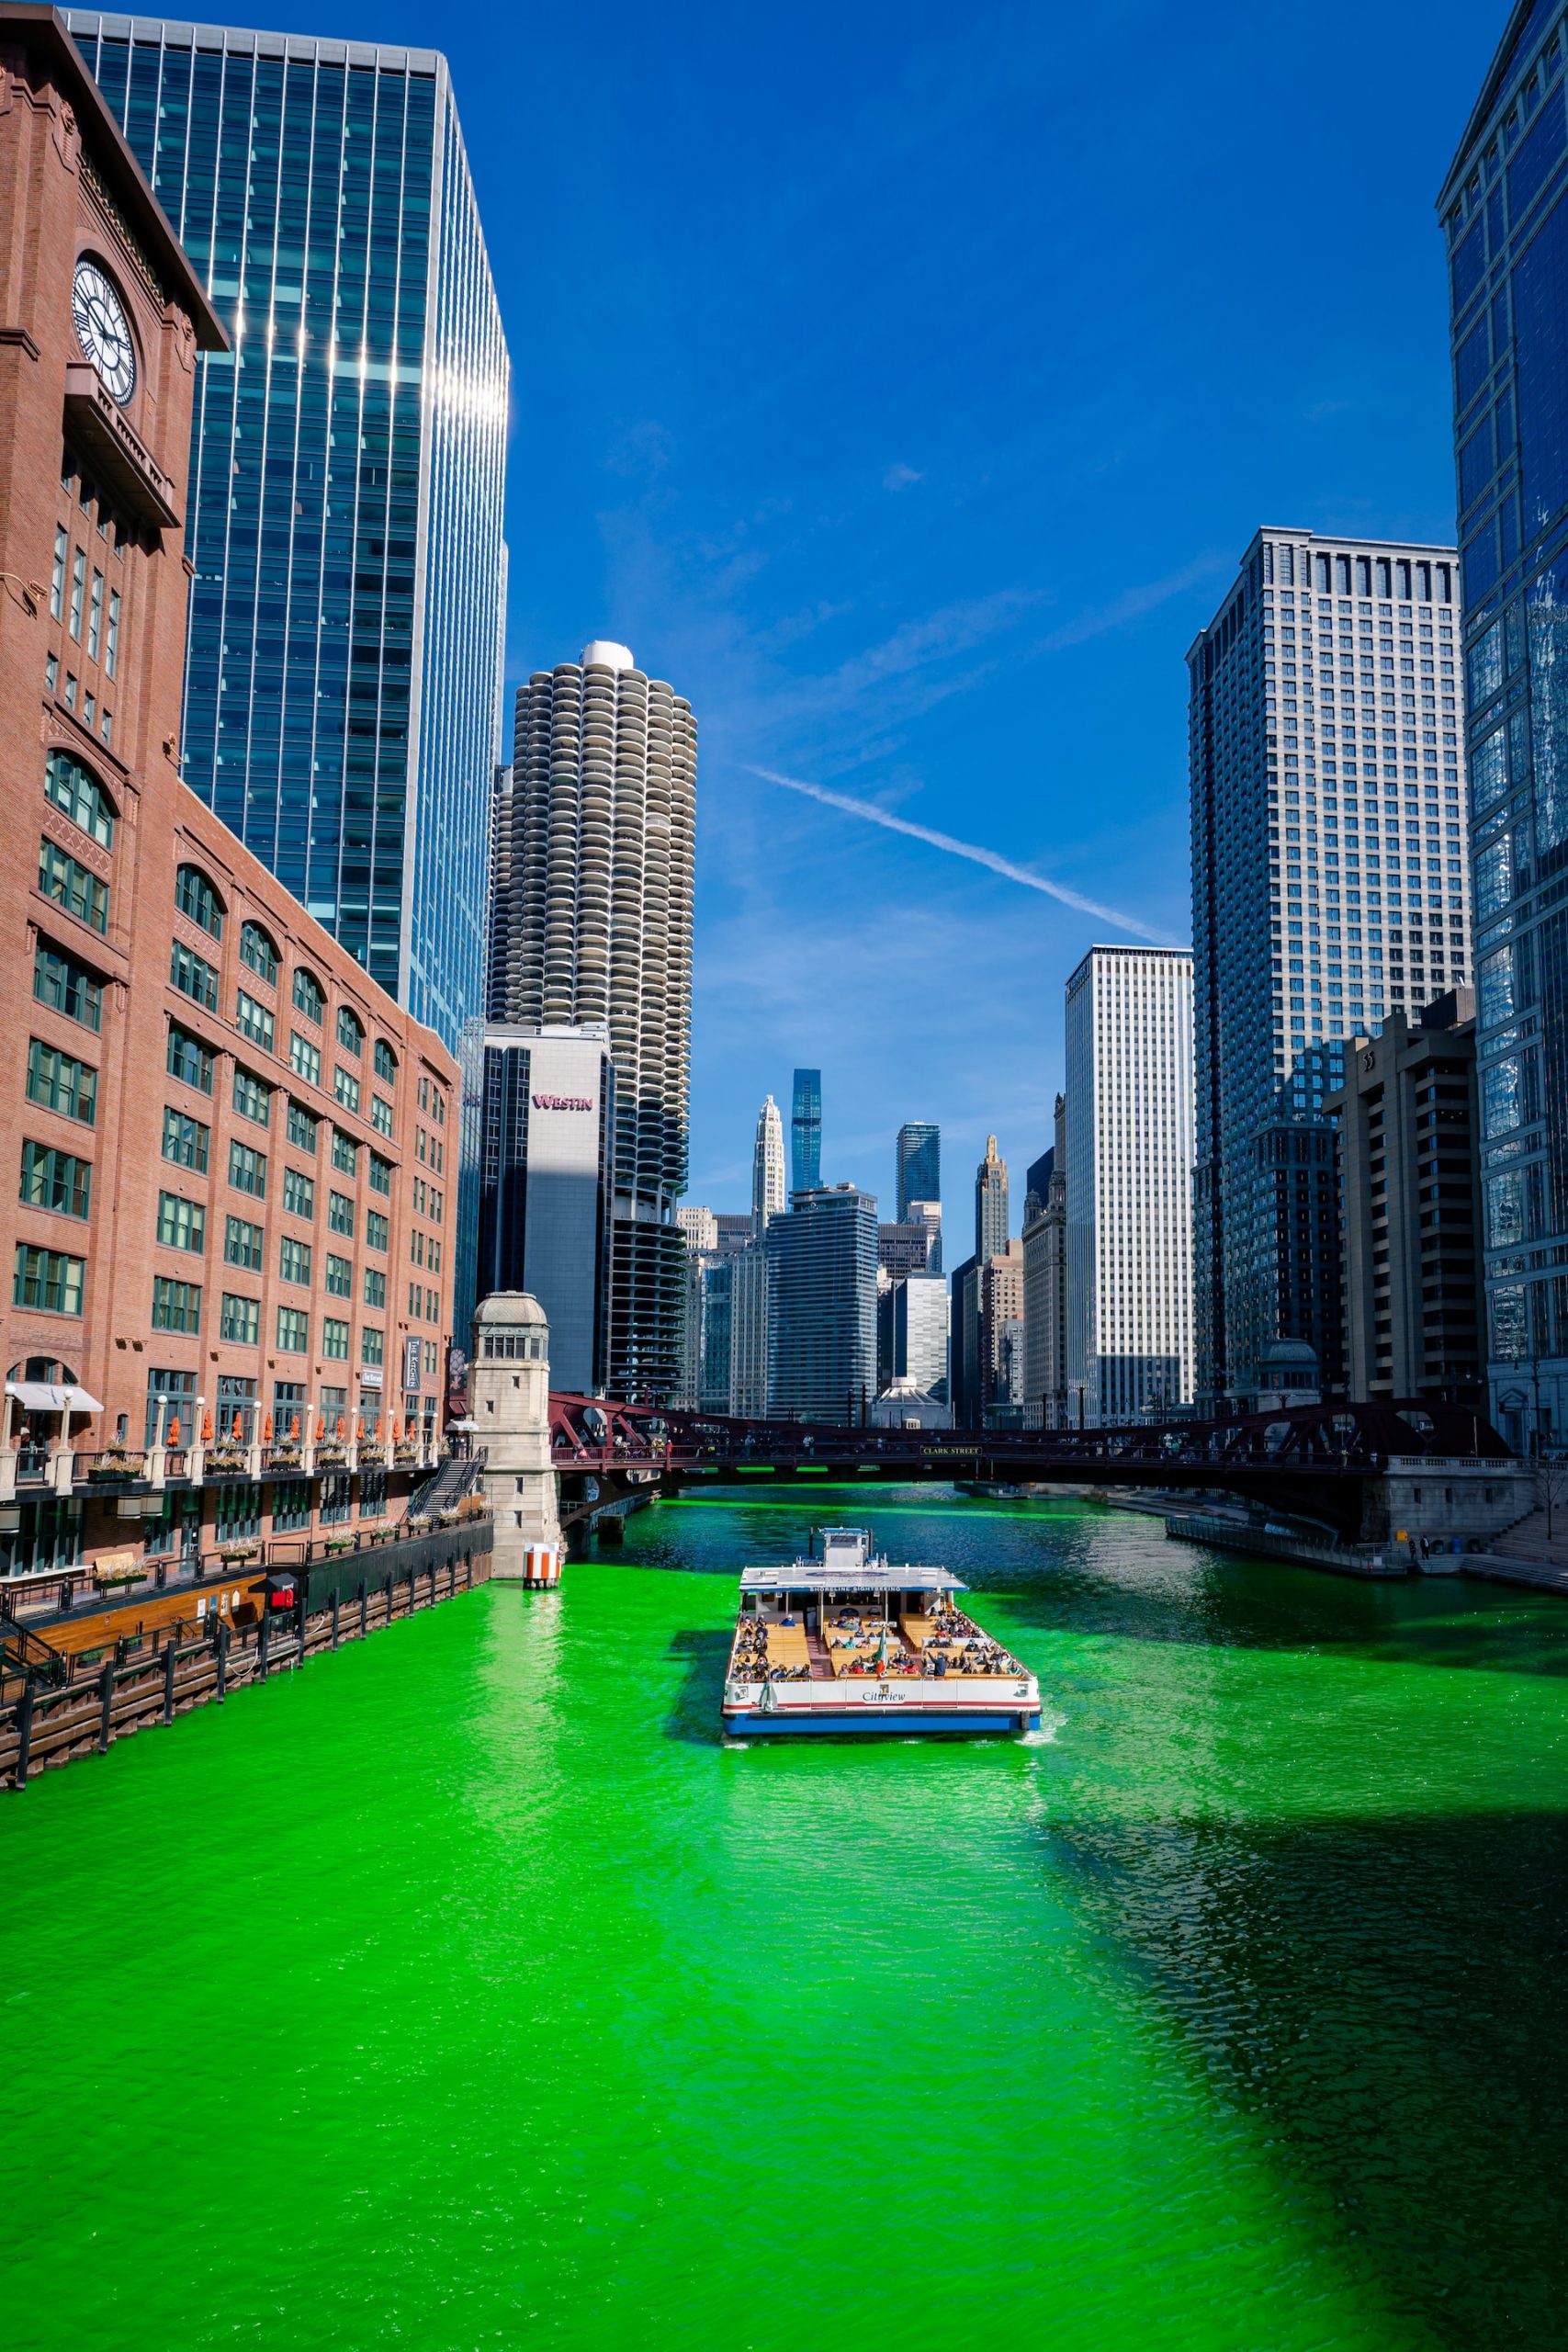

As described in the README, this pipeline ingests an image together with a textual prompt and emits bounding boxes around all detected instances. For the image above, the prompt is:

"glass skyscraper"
[1441,3,1568,1450]
[68,15,509,1052]
[790,1068,821,1198]
[895,1121,940,1220]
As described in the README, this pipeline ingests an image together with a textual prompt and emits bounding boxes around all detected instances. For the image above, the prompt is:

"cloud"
[1034,553,1228,652]
[883,462,925,490]
[747,765,1182,944]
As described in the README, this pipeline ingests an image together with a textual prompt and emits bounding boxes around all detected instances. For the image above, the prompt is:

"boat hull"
[722,1675,1040,1739]
[724,1705,1040,1738]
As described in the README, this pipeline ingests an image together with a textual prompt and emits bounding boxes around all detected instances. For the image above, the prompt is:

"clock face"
[72,260,136,405]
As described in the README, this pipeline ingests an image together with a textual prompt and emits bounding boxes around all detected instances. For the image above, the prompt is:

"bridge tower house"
[470,1294,562,1577]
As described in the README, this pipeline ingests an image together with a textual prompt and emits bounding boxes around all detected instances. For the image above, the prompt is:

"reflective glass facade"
[1189,533,1472,1408]
[69,16,508,1053]
[895,1120,940,1220]
[790,1068,821,1198]
[1440,3,1568,1446]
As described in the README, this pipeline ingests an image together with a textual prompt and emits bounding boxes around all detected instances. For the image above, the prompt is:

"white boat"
[722,1526,1040,1738]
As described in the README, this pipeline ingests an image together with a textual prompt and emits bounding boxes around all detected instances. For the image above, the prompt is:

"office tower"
[752,1095,785,1233]
[975,1135,1009,1261]
[71,14,509,1052]
[879,1274,949,1398]
[949,1254,982,1428]
[766,1184,877,1422]
[475,1026,614,1396]
[896,1122,940,1221]
[1066,947,1194,1425]
[1189,529,1473,1408]
[695,1254,735,1417]
[1249,1042,1347,1398]
[876,1221,934,1279]
[0,8,455,1585]
[980,1240,1025,1419]
[729,1241,769,1416]
[790,1068,821,1197]
[1329,992,1483,1408]
[1440,14,1568,1443]
[675,1205,718,1253]
[714,1213,753,1258]
[1023,1096,1068,1427]
[908,1198,942,1274]
[676,1205,715,1409]
[495,643,696,1402]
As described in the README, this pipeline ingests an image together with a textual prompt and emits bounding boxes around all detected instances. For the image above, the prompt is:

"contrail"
[749,765,1180,945]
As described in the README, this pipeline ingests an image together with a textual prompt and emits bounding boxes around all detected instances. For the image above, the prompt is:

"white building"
[475,1023,615,1396]
[1188,532,1472,1408]
[752,1096,785,1233]
[1065,946,1194,1426]
[887,1272,949,1398]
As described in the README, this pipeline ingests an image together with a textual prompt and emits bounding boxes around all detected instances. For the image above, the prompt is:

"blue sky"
[224,0,1503,1228]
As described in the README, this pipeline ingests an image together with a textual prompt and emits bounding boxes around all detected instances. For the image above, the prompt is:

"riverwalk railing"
[0,1512,495,1789]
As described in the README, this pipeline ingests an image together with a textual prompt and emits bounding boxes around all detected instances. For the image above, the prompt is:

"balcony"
[0,1428,445,1505]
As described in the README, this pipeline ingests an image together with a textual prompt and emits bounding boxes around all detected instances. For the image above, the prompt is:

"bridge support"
[472,1294,562,1579]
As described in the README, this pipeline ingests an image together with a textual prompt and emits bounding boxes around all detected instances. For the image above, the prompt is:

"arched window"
[45,748,115,848]
[240,921,279,985]
[292,966,324,1023]
[175,863,224,938]
[336,1005,364,1056]
[373,1037,398,1084]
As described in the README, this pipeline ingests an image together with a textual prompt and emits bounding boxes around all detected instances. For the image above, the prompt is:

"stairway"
[1482,1506,1568,1569]
[0,1614,68,1701]
[409,1451,486,1521]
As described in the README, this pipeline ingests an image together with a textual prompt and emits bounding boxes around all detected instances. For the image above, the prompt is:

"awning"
[446,1418,477,1431]
[6,1381,103,1413]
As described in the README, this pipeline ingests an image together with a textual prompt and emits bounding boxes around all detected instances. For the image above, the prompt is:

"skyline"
[65,0,1509,1210]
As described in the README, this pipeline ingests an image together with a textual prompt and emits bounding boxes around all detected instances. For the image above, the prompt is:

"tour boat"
[722,1526,1040,1738]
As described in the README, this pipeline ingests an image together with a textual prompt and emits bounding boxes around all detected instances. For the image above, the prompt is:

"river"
[5,1487,1567,2352]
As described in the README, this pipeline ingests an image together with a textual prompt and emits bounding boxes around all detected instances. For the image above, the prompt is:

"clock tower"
[0,3,224,824]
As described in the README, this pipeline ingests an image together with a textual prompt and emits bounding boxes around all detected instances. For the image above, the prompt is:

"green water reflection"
[4,1488,1565,2351]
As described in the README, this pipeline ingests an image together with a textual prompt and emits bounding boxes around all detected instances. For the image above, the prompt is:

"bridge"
[545,1395,1514,1544]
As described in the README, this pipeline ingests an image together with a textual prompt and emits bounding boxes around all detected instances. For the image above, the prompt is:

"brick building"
[0,6,457,1589]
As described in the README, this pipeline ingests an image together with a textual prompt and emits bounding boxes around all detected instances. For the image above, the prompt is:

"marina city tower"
[68,13,510,1053]
[491,643,697,1403]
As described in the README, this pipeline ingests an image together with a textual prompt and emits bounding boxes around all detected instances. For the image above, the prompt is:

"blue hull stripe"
[724,1711,1040,1738]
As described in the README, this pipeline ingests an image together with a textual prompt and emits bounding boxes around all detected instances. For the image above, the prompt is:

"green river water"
[5,1487,1568,2352]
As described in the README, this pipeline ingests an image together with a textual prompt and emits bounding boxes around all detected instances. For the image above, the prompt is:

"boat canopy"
[739,1563,966,1595]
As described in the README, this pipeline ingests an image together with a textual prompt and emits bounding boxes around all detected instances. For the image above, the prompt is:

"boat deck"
[728,1606,1027,1685]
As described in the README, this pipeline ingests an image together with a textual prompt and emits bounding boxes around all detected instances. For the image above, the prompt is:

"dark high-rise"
[791,1068,821,1198]
[766,1183,877,1423]
[896,1121,940,1220]
[1440,5,1568,1448]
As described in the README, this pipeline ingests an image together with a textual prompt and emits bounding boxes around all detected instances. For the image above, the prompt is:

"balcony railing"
[0,1431,445,1503]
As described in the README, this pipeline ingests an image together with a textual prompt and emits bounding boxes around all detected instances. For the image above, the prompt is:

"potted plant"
[218,1540,258,1566]
[94,1561,146,1590]
[90,1446,146,1482]
[405,1513,432,1535]
[209,1445,246,1475]
[269,1443,302,1470]
[316,1442,346,1468]
[323,1532,355,1555]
